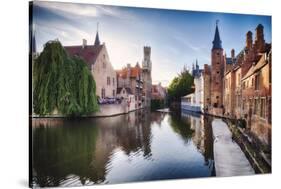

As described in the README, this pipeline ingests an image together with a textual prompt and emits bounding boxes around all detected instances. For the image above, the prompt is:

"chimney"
[246,31,253,49]
[255,24,265,53]
[231,49,235,59]
[82,39,87,48]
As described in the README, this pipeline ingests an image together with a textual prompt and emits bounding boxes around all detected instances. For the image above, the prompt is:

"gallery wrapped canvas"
[29,1,272,188]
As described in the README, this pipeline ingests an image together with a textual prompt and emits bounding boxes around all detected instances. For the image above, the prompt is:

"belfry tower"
[211,21,224,108]
[142,46,152,108]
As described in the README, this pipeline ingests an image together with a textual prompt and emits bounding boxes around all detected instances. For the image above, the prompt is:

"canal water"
[31,109,215,187]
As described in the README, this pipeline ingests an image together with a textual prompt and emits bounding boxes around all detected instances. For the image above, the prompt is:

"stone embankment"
[212,119,255,176]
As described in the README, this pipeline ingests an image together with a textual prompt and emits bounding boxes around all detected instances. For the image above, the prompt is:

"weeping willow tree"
[33,40,99,116]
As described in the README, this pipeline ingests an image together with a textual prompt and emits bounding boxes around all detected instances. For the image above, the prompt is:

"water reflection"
[32,110,214,187]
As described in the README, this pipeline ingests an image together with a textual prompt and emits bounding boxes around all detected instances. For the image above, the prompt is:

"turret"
[94,22,100,46]
[142,46,151,71]
[212,20,222,50]
[211,20,224,108]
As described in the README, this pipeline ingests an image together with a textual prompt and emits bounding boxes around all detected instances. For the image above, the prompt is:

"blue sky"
[33,1,271,87]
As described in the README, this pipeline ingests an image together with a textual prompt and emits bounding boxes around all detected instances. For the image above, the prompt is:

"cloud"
[34,1,99,18]
[34,1,139,22]
[172,35,202,52]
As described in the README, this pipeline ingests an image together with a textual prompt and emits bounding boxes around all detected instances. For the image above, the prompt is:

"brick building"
[116,62,143,109]
[203,23,271,145]
[64,29,117,99]
[203,64,211,111]
[210,22,225,108]
[151,83,167,101]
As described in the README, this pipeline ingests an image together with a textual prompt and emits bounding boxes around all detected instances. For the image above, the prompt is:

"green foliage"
[167,67,194,103]
[33,40,99,116]
[151,99,165,110]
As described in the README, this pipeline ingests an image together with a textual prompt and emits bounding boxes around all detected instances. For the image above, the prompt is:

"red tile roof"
[64,44,103,68]
[116,65,141,79]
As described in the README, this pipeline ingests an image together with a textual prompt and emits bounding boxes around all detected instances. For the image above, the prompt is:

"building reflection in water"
[180,111,214,168]
[32,110,214,187]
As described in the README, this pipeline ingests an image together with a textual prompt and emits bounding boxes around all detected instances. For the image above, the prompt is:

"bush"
[151,99,165,110]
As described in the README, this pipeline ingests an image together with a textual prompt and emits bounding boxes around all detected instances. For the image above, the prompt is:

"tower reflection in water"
[32,110,214,187]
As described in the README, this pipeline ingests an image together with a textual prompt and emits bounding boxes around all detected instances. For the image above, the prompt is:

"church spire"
[212,20,222,49]
[94,22,100,46]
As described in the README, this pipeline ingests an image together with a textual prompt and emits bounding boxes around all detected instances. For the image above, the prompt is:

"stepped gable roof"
[242,53,268,81]
[64,44,103,68]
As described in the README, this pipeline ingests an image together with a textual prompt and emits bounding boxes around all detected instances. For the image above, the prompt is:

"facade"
[203,64,211,111]
[181,61,204,113]
[223,53,236,117]
[151,83,167,100]
[220,24,272,145]
[116,63,144,109]
[181,93,200,112]
[64,31,117,99]
[241,50,272,145]
[202,23,272,145]
[116,87,132,99]
[142,46,152,108]
[210,23,225,108]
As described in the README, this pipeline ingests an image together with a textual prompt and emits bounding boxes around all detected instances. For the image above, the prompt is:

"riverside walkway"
[212,119,255,176]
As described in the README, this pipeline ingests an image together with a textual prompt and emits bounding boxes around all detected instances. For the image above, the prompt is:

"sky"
[32,1,272,87]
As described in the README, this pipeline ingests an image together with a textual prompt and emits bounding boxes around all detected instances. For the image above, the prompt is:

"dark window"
[254,98,259,115]
[107,77,110,85]
[112,78,115,86]
[217,62,220,64]
[101,88,105,98]
[255,73,260,90]
[113,90,115,97]
[260,98,265,118]
[217,71,219,74]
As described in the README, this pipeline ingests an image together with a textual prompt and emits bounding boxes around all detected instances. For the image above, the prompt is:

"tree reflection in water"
[32,109,214,187]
